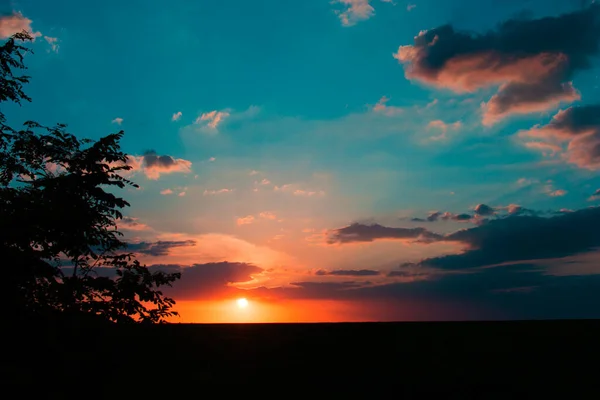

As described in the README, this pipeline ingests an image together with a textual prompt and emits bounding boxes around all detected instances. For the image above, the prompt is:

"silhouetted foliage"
[0,32,180,323]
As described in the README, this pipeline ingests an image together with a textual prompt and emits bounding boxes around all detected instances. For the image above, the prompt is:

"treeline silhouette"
[0,32,181,326]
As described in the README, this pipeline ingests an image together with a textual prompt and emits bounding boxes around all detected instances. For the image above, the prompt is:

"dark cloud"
[316,269,381,276]
[125,240,196,256]
[423,206,600,270]
[327,223,443,244]
[416,211,474,222]
[331,207,600,272]
[151,262,262,299]
[395,5,600,124]
[474,204,495,216]
[251,261,600,320]
[521,105,600,170]
[142,150,180,169]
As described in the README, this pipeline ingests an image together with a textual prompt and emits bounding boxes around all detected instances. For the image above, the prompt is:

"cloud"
[152,262,263,300]
[111,118,123,125]
[589,189,600,201]
[417,207,600,270]
[373,96,404,116]
[316,269,381,276]
[0,12,41,39]
[407,4,416,12]
[126,240,197,257]
[274,184,325,197]
[172,111,182,121]
[426,120,462,140]
[237,215,255,226]
[519,105,600,170]
[160,189,173,195]
[126,151,192,180]
[394,6,600,124]
[44,36,58,52]
[548,189,567,197]
[117,217,151,231]
[414,211,473,222]
[195,110,230,130]
[327,223,443,244]
[334,0,375,26]
[209,157,216,162]
[259,212,277,220]
[473,204,495,216]
[203,188,233,196]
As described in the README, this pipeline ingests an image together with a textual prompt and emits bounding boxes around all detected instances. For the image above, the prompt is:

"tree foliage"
[0,32,181,323]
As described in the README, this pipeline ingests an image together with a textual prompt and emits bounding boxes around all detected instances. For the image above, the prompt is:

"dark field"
[5,320,600,398]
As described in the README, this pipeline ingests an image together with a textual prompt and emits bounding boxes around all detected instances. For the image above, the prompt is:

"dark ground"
[4,320,600,398]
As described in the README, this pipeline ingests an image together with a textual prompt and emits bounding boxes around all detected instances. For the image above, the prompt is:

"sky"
[3,0,600,322]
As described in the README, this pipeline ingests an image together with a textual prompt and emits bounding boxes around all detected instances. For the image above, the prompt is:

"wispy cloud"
[111,117,123,125]
[44,36,58,52]
[373,96,404,116]
[160,189,174,195]
[172,111,182,121]
[203,188,234,196]
[426,120,462,141]
[195,110,230,130]
[237,215,255,226]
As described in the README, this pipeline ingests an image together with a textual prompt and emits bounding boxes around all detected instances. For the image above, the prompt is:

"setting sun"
[236,298,249,309]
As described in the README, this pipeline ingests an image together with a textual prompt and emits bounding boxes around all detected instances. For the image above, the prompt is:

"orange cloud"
[519,105,600,170]
[0,12,41,39]
[394,7,599,124]
[237,215,255,226]
[334,0,375,26]
[124,151,192,180]
[160,189,173,195]
[259,212,277,220]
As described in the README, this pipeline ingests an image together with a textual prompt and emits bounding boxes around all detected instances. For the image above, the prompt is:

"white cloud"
[112,117,123,125]
[172,111,182,121]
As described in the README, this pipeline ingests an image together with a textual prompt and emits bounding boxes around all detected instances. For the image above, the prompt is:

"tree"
[0,32,181,323]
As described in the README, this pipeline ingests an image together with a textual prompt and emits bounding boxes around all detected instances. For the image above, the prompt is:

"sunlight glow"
[236,298,249,309]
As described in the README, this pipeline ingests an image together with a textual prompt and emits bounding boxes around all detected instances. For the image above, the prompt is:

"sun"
[236,298,249,309]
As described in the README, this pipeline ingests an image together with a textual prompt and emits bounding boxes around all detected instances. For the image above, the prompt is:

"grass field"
[5,320,600,398]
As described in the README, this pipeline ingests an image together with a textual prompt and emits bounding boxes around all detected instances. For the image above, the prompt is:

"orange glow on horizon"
[168,299,379,323]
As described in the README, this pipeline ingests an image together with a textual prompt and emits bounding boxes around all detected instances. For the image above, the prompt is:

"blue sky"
[3,0,600,321]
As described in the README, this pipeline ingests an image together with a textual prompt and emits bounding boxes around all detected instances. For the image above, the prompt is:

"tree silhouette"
[1,32,181,323]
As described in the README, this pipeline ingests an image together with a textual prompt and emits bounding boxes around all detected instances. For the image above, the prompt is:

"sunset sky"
[3,0,600,322]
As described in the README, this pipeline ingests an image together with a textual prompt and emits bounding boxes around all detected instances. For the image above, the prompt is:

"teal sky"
[4,0,600,321]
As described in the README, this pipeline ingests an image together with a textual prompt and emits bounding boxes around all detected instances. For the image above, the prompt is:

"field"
[5,320,600,398]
